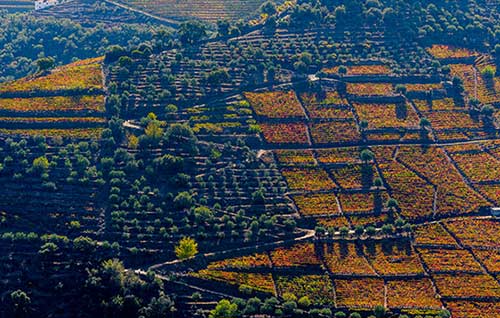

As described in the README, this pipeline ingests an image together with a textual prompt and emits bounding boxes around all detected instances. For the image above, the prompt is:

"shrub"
[481,66,495,79]
[175,237,198,260]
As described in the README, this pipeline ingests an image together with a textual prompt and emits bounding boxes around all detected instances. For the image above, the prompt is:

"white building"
[35,0,64,10]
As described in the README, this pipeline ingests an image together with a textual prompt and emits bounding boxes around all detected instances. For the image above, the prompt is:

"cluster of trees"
[0,13,167,82]
[96,111,296,262]
[83,259,175,317]
[0,136,102,193]
[249,0,500,50]
[1,253,175,317]
[207,297,451,318]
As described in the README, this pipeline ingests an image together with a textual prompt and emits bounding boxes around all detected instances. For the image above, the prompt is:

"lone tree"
[360,149,374,164]
[31,156,49,175]
[175,237,198,260]
[178,20,207,45]
[481,65,495,79]
[360,149,375,188]
[386,197,399,211]
[481,104,495,129]
[9,289,31,318]
[205,68,230,92]
[495,44,500,75]
[373,304,387,318]
[35,57,55,73]
[359,119,369,136]
[261,1,277,15]
[419,117,431,140]
[395,84,407,95]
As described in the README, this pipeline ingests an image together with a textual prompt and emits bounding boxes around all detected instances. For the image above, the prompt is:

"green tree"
[337,65,347,75]
[209,299,238,318]
[35,57,55,72]
[32,156,49,174]
[360,149,374,164]
[9,290,31,318]
[251,189,265,204]
[298,296,311,308]
[419,117,431,139]
[175,237,198,259]
[395,84,407,95]
[139,294,175,318]
[173,191,194,209]
[481,66,495,79]
[206,68,230,91]
[178,20,207,45]
[144,121,164,146]
[386,198,399,210]
[194,206,214,223]
[373,305,386,318]
[73,236,97,252]
[354,225,364,236]
[439,309,451,318]
[38,242,58,256]
[339,226,349,237]
[366,226,376,236]
[359,119,369,134]
[164,123,198,154]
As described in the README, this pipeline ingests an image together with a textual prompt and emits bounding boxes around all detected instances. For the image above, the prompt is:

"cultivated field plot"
[116,0,268,22]
[426,44,479,60]
[274,143,493,225]
[0,57,104,93]
[245,91,306,119]
[190,218,500,312]
[323,64,392,76]
[0,58,106,138]
[352,102,420,130]
[250,81,495,150]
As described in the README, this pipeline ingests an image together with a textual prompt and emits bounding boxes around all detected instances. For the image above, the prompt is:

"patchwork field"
[159,39,500,316]
[2,0,500,313]
[190,218,499,313]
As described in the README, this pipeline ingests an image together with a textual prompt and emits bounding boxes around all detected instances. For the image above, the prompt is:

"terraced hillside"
[0,57,106,138]
[112,39,500,316]
[2,0,500,317]
[184,217,500,318]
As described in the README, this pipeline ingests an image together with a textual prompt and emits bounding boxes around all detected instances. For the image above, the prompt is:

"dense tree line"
[0,13,169,82]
